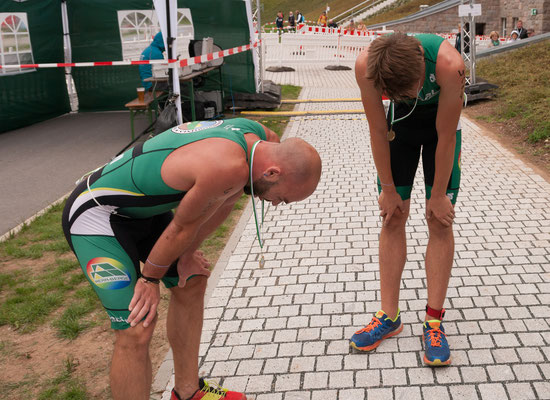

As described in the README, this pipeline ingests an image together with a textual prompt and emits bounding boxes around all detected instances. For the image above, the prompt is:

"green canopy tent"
[0,0,259,133]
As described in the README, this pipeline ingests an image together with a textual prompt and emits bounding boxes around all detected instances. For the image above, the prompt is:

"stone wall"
[371,0,548,37]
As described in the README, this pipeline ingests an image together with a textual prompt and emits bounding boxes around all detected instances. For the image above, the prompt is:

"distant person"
[489,31,500,47]
[139,32,166,92]
[516,20,528,39]
[507,30,519,43]
[317,11,327,27]
[347,20,356,34]
[296,10,305,25]
[356,21,367,33]
[275,11,284,31]
[527,28,535,38]
[288,11,296,31]
[328,19,338,28]
[454,22,470,54]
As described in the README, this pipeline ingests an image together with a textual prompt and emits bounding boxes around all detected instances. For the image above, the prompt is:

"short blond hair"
[489,31,499,39]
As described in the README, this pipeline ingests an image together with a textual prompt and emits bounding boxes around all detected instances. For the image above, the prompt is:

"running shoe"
[171,378,247,400]
[423,320,451,366]
[350,309,403,351]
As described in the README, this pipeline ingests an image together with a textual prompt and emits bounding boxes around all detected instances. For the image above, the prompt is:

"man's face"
[244,175,315,206]
[517,21,523,29]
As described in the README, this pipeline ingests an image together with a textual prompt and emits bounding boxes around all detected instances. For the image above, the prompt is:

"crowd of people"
[456,19,535,53]
[274,10,304,32]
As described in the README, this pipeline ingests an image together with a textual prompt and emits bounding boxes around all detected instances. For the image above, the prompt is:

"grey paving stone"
[512,364,542,381]
[505,383,537,400]
[478,383,508,400]
[460,367,487,383]
[275,374,301,392]
[533,381,550,399]
[423,386,451,400]
[449,384,480,400]
[366,388,393,400]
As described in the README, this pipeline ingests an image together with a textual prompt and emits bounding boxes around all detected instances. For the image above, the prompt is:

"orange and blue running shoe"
[171,378,247,400]
[423,320,451,366]
[350,310,403,351]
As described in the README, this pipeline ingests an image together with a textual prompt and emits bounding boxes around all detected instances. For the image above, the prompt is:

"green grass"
[0,202,70,259]
[53,287,98,340]
[37,357,89,400]
[0,227,97,334]
[475,41,550,146]
[361,0,443,26]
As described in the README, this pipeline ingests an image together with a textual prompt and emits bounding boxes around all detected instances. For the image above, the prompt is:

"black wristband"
[140,275,161,284]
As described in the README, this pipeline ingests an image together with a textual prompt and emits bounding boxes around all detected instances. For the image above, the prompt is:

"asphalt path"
[0,112,150,236]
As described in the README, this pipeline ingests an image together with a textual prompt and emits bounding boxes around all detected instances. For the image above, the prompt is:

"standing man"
[516,20,528,39]
[62,118,322,400]
[350,32,464,366]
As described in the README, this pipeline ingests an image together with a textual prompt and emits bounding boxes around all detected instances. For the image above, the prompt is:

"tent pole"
[60,0,77,112]
[257,0,264,93]
[165,0,183,124]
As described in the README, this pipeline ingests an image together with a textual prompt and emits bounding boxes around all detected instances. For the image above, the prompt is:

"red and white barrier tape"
[0,40,260,70]
[300,25,384,37]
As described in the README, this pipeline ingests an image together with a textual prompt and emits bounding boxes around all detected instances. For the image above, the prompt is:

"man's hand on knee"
[177,250,211,288]
[128,279,161,328]
[426,195,455,227]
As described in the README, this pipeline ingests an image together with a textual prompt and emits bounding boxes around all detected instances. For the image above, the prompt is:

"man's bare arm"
[433,42,465,198]
[355,51,393,185]
[142,171,245,278]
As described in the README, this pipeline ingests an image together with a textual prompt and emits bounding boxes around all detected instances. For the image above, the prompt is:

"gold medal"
[259,255,265,269]
[387,129,395,141]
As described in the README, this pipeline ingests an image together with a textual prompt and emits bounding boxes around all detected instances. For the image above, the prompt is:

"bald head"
[275,137,322,199]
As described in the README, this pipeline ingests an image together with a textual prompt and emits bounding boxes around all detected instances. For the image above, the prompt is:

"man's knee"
[384,207,410,230]
[171,275,208,303]
[114,319,157,351]
[426,216,453,233]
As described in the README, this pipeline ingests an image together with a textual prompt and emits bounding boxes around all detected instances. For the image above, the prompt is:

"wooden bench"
[124,91,165,139]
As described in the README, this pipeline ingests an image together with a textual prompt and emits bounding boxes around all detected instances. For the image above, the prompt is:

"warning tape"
[301,25,383,37]
[0,40,260,70]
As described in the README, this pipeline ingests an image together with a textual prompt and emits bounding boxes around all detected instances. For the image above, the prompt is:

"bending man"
[350,32,464,366]
[62,118,322,399]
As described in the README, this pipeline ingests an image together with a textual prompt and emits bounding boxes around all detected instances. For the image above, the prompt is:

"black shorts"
[380,103,461,204]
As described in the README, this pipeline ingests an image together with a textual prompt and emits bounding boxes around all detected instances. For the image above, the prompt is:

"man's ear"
[263,167,281,182]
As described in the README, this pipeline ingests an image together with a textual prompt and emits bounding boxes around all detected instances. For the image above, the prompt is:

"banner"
[0,0,70,133]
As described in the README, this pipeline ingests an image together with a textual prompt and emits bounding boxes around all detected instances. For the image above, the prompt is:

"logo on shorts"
[86,257,131,290]
[109,316,129,323]
[447,193,454,201]
[172,120,223,134]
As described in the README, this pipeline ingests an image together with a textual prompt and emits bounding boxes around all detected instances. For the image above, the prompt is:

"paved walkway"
[157,66,550,400]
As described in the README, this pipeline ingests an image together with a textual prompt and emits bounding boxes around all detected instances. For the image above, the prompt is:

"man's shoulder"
[437,40,464,69]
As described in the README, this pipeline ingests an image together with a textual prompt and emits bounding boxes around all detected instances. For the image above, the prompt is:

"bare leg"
[379,200,410,320]
[425,203,455,320]
[168,276,208,399]
[110,319,157,400]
